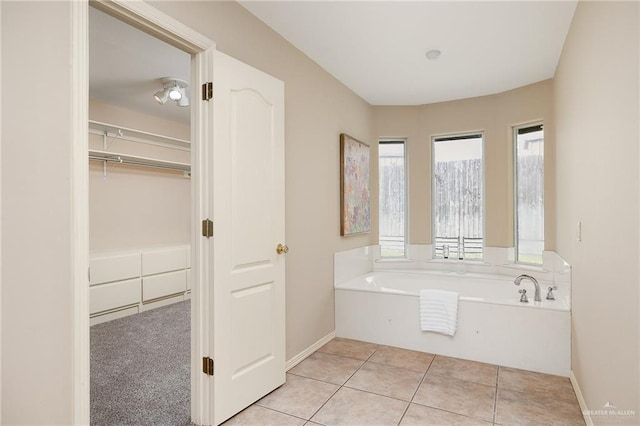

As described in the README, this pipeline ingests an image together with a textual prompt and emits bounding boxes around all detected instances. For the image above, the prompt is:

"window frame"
[378,138,408,258]
[431,131,485,261]
[513,122,544,265]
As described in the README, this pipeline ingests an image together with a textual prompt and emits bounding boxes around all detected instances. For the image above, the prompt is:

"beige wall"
[150,1,376,360]
[373,80,554,249]
[2,1,374,423]
[1,1,75,423]
[89,100,191,251]
[6,1,637,424]
[554,1,639,422]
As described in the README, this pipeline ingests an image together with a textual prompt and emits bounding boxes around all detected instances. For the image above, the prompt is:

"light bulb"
[168,85,182,101]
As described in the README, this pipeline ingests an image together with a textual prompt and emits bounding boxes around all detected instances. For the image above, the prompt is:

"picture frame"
[340,133,371,236]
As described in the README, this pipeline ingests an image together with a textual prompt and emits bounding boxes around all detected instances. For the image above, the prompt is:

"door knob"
[276,244,289,255]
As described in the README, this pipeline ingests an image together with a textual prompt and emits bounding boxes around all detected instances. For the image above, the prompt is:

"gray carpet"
[91,300,191,426]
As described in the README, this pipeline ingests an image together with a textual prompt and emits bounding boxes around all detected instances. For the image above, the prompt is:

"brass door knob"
[276,244,289,255]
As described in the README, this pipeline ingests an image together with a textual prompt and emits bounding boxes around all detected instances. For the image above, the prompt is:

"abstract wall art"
[340,133,371,236]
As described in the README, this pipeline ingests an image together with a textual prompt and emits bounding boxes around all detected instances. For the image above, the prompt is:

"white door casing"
[211,51,286,425]
[75,4,285,425]
[74,1,216,424]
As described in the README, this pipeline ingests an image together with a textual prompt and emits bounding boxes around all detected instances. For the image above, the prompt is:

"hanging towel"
[419,289,459,336]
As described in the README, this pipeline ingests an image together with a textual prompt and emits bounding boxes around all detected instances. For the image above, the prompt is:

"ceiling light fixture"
[154,77,189,107]
[426,49,442,61]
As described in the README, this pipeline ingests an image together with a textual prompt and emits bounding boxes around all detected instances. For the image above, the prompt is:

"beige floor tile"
[318,337,378,360]
[311,387,408,426]
[428,355,498,386]
[289,351,364,385]
[498,366,578,403]
[345,361,424,401]
[413,373,496,422]
[495,388,585,426]
[222,405,306,426]
[256,373,339,420]
[400,404,492,426]
[368,345,434,373]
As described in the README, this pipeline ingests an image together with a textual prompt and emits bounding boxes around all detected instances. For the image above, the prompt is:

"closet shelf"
[89,120,190,150]
[89,149,191,173]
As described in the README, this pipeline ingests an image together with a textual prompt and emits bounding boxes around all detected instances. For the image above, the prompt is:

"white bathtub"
[335,270,571,376]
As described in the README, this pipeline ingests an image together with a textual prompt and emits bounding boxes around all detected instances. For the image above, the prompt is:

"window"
[378,140,406,257]
[514,124,544,265]
[433,133,483,260]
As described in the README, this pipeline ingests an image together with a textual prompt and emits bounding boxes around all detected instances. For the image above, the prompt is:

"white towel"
[419,289,459,336]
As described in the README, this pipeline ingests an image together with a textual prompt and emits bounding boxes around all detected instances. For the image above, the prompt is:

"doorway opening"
[88,6,192,424]
[75,3,286,424]
[74,1,215,424]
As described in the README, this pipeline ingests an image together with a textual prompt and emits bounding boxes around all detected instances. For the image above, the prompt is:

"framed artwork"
[340,133,371,236]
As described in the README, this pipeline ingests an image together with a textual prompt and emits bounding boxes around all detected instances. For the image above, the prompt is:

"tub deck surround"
[334,245,572,309]
[333,246,572,377]
[334,245,571,297]
[348,271,570,311]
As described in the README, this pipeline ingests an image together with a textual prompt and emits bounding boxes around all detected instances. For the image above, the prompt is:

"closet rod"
[89,150,190,173]
[88,128,190,152]
[88,120,191,150]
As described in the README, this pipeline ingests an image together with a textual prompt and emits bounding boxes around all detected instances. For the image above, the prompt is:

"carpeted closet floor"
[91,300,191,426]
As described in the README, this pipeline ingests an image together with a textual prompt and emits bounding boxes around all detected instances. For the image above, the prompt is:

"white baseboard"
[571,370,594,426]
[286,331,336,371]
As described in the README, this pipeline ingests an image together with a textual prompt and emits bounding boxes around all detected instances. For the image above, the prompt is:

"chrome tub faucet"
[514,274,541,302]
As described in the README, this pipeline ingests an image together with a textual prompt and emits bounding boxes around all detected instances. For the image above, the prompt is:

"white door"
[211,51,286,425]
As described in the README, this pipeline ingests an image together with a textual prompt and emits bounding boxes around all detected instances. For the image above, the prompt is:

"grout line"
[284,371,342,387]
[341,383,416,404]
[303,344,377,423]
[365,357,431,374]
[397,405,411,426]
[493,366,500,424]
[304,377,342,422]
[425,370,497,389]
[411,354,435,401]
[297,339,579,425]
[409,355,497,424]
[409,401,496,424]
[250,405,311,423]
[397,353,435,426]
[254,375,337,424]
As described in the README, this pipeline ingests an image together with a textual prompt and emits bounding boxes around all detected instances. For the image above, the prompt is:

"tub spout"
[514,274,541,302]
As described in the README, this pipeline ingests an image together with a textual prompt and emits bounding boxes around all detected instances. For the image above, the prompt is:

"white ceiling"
[89,7,191,124]
[89,1,577,123]
[239,1,577,105]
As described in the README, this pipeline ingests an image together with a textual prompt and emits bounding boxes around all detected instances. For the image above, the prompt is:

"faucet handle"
[518,289,528,303]
[546,285,558,300]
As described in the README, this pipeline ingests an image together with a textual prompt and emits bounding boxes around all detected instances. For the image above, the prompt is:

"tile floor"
[223,338,585,426]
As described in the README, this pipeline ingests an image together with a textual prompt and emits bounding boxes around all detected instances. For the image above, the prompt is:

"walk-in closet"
[88,7,192,424]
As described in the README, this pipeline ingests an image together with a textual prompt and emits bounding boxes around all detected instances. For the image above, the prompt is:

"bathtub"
[334,270,570,376]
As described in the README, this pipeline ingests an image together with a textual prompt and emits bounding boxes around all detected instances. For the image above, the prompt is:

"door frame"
[71,1,215,424]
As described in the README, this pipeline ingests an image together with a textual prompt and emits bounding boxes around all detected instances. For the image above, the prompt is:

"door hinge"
[203,356,214,376]
[202,219,213,238]
[202,82,213,101]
